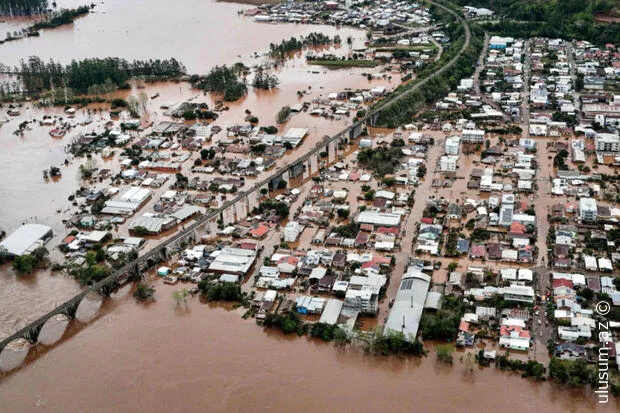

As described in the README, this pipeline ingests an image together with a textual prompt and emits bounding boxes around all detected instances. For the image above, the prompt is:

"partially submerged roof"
[0,224,53,256]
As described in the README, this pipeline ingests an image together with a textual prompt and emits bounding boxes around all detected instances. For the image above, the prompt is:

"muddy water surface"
[0,287,609,412]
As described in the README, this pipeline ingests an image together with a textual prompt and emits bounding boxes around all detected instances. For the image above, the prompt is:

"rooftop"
[0,224,53,257]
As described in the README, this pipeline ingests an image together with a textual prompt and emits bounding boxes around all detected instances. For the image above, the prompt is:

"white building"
[579,197,597,222]
[461,129,485,143]
[595,133,620,152]
[444,136,461,155]
[356,211,401,227]
[439,155,458,172]
[0,224,53,257]
[208,247,257,275]
[344,287,378,314]
[283,221,303,242]
[384,266,431,341]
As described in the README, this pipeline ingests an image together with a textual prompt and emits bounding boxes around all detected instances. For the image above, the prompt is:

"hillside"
[459,0,620,45]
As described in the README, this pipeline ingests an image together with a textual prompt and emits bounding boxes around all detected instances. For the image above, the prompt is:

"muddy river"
[0,1,615,410]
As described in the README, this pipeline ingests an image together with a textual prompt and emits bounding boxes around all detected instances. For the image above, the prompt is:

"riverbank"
[308,59,379,68]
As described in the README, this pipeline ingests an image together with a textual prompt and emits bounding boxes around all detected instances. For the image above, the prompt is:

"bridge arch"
[0,338,30,372]
[38,314,71,346]
[75,292,103,323]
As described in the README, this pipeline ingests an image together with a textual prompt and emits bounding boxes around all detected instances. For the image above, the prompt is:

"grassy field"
[308,60,379,68]
[372,44,438,52]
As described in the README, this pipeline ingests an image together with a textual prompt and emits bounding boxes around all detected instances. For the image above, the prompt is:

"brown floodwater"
[0,1,615,409]
[0,286,612,412]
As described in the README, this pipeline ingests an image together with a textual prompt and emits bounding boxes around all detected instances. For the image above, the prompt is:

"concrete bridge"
[0,0,471,369]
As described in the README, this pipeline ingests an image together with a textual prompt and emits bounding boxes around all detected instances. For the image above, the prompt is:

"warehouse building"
[384,266,431,341]
[0,224,53,257]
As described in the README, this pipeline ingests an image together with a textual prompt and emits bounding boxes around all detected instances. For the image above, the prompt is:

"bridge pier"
[327,140,337,163]
[350,122,363,140]
[310,153,320,175]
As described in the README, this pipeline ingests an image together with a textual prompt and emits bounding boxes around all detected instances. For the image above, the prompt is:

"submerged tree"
[133,282,155,302]
[172,288,190,306]
[252,66,279,90]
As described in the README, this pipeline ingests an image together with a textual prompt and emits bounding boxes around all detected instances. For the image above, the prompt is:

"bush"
[131,226,150,236]
[262,125,278,134]
[337,209,350,219]
[197,280,243,302]
[263,311,306,335]
[435,344,454,364]
[276,106,291,124]
[133,282,155,302]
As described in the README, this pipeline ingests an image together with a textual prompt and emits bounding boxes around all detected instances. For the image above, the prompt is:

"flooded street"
[0,286,606,412]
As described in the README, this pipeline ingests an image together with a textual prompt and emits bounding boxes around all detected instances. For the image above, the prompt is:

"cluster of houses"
[251,0,432,29]
[549,271,620,360]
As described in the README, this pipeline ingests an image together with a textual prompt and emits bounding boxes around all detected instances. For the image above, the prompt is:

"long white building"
[384,266,431,341]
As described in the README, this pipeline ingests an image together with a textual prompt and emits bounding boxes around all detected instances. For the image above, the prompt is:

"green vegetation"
[548,357,597,386]
[276,106,291,124]
[261,125,278,134]
[307,59,379,68]
[172,288,190,306]
[332,222,360,238]
[73,262,110,286]
[197,279,244,302]
[467,0,620,46]
[263,311,307,335]
[253,199,289,219]
[309,322,343,342]
[200,148,216,160]
[359,328,426,356]
[357,146,404,175]
[419,296,464,341]
[496,354,546,380]
[269,33,340,60]
[252,67,279,90]
[375,19,484,127]
[554,149,569,171]
[12,246,49,273]
[30,5,92,30]
[470,228,490,242]
[133,282,155,302]
[337,209,350,219]
[191,65,247,101]
[0,0,48,16]
[16,56,186,95]
[435,344,454,364]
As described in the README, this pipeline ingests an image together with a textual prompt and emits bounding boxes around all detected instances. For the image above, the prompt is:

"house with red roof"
[510,222,527,235]
[277,256,299,274]
[376,226,399,236]
[469,244,486,259]
[499,325,531,351]
[249,224,269,239]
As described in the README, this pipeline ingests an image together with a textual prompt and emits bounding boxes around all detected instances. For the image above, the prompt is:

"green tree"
[172,288,190,306]
[133,282,155,302]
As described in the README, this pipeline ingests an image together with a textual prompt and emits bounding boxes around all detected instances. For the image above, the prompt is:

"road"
[520,39,532,137]
[472,32,508,118]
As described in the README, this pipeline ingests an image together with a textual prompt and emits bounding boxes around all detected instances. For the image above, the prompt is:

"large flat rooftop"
[0,224,53,257]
